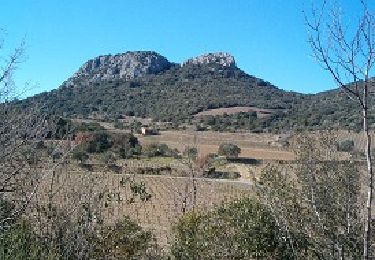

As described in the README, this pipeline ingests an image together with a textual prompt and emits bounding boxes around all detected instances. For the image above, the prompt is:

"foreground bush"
[93,217,154,259]
[172,198,297,259]
[0,202,156,259]
[0,220,43,260]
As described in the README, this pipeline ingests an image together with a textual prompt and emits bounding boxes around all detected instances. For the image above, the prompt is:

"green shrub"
[93,217,154,259]
[112,133,142,159]
[51,117,73,140]
[114,121,126,129]
[87,132,113,153]
[143,143,178,158]
[218,143,241,158]
[72,147,89,163]
[337,139,354,152]
[172,199,293,259]
[74,122,105,133]
[99,151,116,164]
[183,147,198,160]
[0,220,45,260]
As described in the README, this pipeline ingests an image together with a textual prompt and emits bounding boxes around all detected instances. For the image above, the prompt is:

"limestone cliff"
[72,51,171,81]
[182,52,236,68]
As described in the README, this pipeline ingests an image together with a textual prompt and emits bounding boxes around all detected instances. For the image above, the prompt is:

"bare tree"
[305,1,375,258]
[253,134,365,259]
[0,31,27,202]
[0,31,65,231]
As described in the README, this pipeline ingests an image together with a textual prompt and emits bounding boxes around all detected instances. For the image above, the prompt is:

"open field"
[30,165,253,248]
[25,127,367,245]
[7,128,373,257]
[138,130,295,161]
[193,106,281,118]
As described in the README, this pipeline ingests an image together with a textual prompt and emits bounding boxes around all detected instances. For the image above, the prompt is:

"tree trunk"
[363,82,373,260]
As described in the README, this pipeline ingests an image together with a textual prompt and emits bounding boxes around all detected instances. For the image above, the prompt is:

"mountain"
[8,51,375,132]
[68,51,172,82]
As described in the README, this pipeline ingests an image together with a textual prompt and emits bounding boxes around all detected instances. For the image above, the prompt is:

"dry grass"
[30,165,252,247]
[138,130,295,161]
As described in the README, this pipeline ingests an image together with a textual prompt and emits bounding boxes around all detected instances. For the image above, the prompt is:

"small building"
[141,127,158,135]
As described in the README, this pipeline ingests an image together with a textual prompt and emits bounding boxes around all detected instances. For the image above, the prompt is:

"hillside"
[8,51,375,132]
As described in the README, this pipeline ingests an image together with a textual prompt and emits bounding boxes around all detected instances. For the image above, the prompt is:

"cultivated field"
[12,127,369,257]
[30,164,252,249]
[138,130,295,161]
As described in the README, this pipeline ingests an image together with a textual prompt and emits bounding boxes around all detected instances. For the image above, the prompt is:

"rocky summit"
[182,52,236,68]
[71,51,172,81]
[68,51,237,84]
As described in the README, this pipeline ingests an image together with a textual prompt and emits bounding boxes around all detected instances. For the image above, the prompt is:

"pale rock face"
[67,51,236,85]
[182,52,236,68]
[72,51,171,81]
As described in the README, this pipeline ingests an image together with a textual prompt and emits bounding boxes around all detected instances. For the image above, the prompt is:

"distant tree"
[86,132,113,153]
[218,143,241,158]
[52,117,72,139]
[305,1,375,257]
[337,139,355,152]
[99,151,116,164]
[112,133,141,159]
[143,143,178,158]
[72,148,89,163]
[183,147,198,160]
[74,122,105,133]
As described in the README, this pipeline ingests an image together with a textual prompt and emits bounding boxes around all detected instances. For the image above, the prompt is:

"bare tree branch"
[305,1,375,258]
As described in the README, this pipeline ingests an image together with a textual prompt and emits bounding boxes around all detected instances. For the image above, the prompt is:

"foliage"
[112,133,142,159]
[74,122,105,133]
[337,139,355,152]
[92,217,154,259]
[99,151,116,164]
[0,203,155,259]
[172,199,296,259]
[72,147,89,163]
[183,147,198,160]
[0,220,44,260]
[129,181,152,203]
[86,131,113,153]
[218,143,241,158]
[256,135,364,259]
[143,143,179,158]
[49,117,73,139]
[73,132,141,161]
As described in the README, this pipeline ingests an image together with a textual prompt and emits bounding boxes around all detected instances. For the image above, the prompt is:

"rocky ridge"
[71,51,172,81]
[69,51,237,82]
[181,52,236,68]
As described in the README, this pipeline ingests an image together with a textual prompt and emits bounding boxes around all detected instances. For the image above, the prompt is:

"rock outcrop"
[67,51,237,85]
[182,52,236,68]
[72,51,171,81]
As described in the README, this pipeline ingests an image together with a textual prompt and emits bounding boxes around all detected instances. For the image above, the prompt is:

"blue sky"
[0,0,370,96]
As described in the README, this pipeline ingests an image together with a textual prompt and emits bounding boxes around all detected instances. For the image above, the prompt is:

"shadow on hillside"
[227,157,261,165]
[203,171,241,179]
